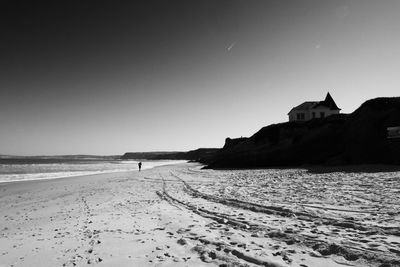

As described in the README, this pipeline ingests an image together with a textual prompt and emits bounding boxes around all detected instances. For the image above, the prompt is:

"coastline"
[0,160,187,184]
[0,163,207,267]
[1,162,398,267]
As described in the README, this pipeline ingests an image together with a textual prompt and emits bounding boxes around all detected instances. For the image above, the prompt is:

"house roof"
[288,92,341,114]
[322,92,340,110]
[288,101,319,114]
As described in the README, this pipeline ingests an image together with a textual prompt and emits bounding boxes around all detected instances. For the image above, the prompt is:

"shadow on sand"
[206,164,400,174]
[303,164,400,174]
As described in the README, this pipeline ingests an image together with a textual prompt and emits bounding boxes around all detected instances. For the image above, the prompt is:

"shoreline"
[0,160,188,185]
[0,163,207,266]
[1,162,398,267]
[3,160,399,187]
[0,170,136,186]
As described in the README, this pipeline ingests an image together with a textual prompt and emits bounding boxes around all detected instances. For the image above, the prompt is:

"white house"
[288,92,340,122]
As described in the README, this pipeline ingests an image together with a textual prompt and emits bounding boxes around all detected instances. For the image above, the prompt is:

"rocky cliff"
[121,148,219,162]
[206,97,400,168]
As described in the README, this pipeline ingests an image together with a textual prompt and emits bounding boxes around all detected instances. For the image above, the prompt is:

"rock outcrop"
[206,97,400,168]
[121,148,219,162]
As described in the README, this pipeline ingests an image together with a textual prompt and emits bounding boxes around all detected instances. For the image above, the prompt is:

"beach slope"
[1,163,398,266]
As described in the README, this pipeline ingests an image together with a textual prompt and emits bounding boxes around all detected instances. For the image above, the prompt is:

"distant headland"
[122,96,400,169]
[120,148,219,162]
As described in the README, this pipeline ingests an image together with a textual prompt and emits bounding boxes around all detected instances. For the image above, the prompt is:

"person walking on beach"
[138,162,142,172]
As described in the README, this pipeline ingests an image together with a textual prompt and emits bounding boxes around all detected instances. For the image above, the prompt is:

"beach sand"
[0,163,399,266]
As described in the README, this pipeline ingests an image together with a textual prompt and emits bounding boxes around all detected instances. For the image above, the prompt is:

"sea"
[0,157,186,183]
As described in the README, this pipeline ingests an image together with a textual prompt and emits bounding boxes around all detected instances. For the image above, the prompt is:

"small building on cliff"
[288,92,340,122]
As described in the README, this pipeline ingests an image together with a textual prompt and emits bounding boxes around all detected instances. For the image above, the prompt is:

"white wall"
[288,108,339,122]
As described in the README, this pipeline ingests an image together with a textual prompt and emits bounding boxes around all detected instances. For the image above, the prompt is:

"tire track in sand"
[158,171,400,267]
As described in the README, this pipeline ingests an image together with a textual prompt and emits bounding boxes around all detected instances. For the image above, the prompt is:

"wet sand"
[0,163,399,266]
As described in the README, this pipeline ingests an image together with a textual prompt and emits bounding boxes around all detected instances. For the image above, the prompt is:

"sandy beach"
[1,163,399,267]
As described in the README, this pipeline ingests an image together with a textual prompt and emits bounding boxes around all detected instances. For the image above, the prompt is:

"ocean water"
[0,159,186,183]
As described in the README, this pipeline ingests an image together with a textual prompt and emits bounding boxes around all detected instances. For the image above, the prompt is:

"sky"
[1,0,400,155]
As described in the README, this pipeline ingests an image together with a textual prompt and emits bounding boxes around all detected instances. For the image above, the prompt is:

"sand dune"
[0,163,399,266]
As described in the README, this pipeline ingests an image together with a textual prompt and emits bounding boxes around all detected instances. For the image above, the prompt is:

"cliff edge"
[206,97,400,168]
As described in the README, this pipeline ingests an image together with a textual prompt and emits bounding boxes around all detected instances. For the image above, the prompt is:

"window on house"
[320,112,325,118]
[312,112,315,118]
[297,113,305,120]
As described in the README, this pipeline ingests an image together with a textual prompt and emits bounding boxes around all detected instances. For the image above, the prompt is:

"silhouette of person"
[138,162,142,171]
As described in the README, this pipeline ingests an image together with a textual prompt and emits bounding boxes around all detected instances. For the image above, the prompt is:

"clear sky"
[1,0,399,155]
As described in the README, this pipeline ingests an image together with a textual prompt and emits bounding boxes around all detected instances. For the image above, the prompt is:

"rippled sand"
[165,165,400,266]
[1,163,399,266]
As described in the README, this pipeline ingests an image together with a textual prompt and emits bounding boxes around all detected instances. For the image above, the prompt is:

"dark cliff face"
[121,148,219,162]
[343,97,400,164]
[206,97,400,168]
[223,137,248,149]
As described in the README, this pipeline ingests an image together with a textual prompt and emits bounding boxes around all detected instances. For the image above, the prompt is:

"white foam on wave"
[0,160,186,183]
